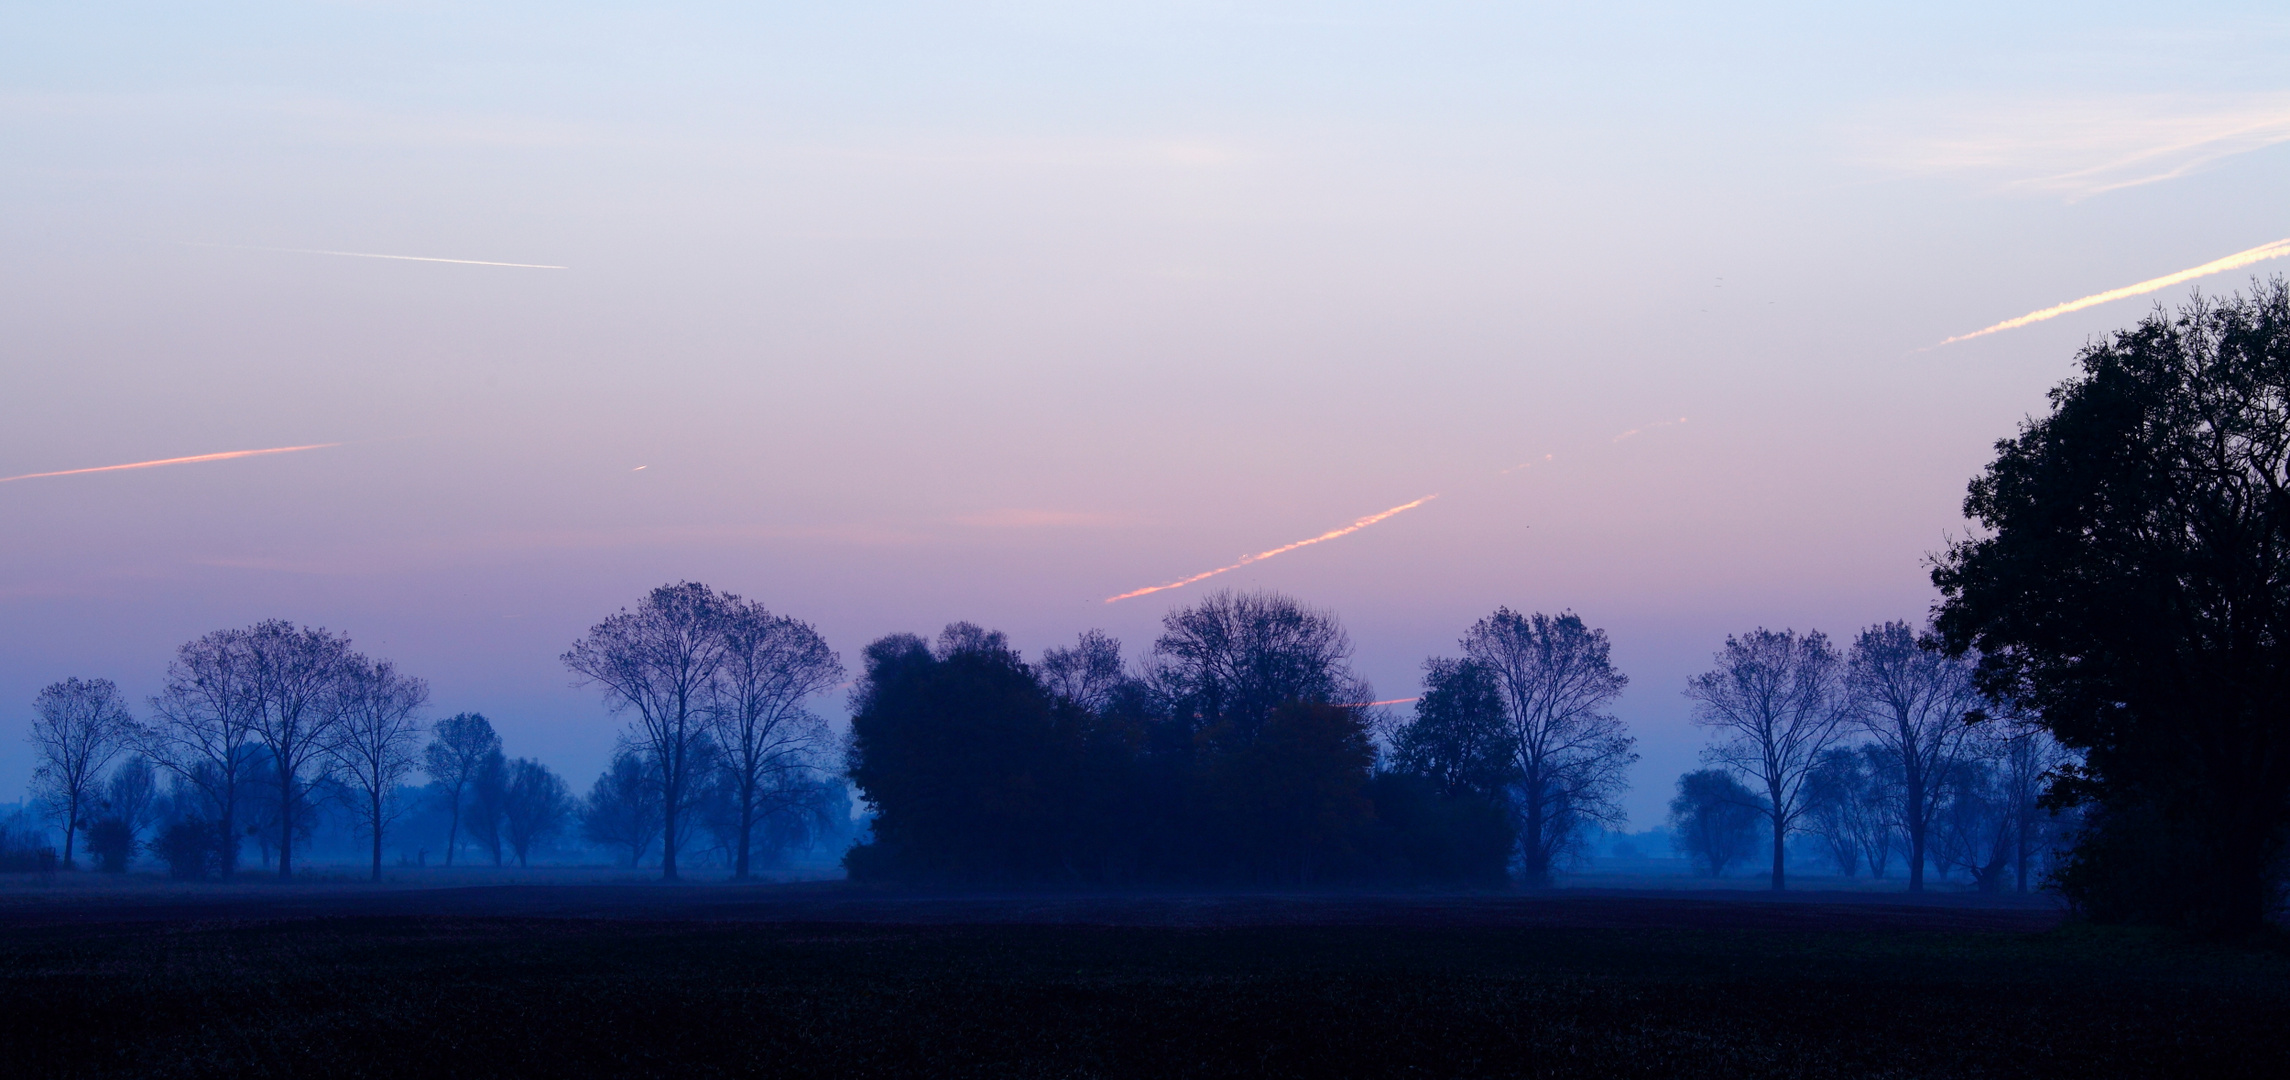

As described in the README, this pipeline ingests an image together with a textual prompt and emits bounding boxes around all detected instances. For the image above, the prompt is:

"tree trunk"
[1520,784,1549,889]
[1906,790,1926,893]
[444,785,462,867]
[1768,791,1787,890]
[278,771,296,879]
[660,773,681,882]
[370,790,386,882]
[62,793,78,867]
[734,779,754,881]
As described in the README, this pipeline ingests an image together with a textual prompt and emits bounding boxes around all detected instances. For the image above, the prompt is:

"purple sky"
[6,2,2288,826]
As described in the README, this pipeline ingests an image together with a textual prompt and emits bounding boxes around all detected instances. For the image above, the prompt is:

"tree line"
[14,589,848,879]
[13,283,2288,928]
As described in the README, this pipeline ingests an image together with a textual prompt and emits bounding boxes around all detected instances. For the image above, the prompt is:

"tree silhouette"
[564,582,729,881]
[27,677,135,867]
[1686,629,1851,890]
[1934,282,2290,931]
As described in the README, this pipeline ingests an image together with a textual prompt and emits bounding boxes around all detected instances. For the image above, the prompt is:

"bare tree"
[28,677,136,866]
[1148,590,1366,746]
[1459,609,1637,887]
[237,620,355,879]
[1041,630,1127,713]
[146,628,261,875]
[501,758,572,867]
[1846,621,1984,891]
[563,581,730,881]
[707,598,842,880]
[1686,628,1850,890]
[329,656,429,880]
[424,713,501,866]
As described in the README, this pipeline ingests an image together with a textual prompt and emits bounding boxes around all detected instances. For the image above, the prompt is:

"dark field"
[1,884,2284,1078]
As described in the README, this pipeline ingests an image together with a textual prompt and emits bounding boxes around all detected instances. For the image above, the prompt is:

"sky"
[5,1,2288,829]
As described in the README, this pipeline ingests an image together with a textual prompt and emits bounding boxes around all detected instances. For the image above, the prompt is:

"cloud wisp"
[0,443,341,485]
[181,242,567,269]
[1864,94,2290,200]
[1937,238,2290,347]
[1104,495,1438,603]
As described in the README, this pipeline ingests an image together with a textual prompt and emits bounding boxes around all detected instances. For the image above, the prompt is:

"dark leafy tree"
[564,581,730,880]
[582,750,662,868]
[1932,283,2290,930]
[844,628,1083,881]
[1391,658,1512,799]
[1669,769,1766,878]
[1461,609,1637,887]
[103,756,162,847]
[27,677,135,866]
[82,817,135,872]
[1199,701,1377,885]
[1686,628,1851,889]
[467,749,510,866]
[424,713,501,867]
[501,758,572,867]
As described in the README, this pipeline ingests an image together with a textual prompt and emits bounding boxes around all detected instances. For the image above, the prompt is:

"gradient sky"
[5,2,2288,828]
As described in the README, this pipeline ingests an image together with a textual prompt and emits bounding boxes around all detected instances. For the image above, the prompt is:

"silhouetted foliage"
[1933,283,2290,930]
[847,599,1506,887]
[582,751,662,868]
[501,758,572,867]
[1393,658,1511,800]
[83,817,135,872]
[1669,769,1766,878]
[845,628,1084,882]
[153,819,223,879]
[424,713,501,867]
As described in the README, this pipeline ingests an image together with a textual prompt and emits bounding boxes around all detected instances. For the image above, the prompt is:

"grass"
[2,908,2286,1078]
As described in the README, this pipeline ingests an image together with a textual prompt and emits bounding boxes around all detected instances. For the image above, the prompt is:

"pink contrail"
[0,443,340,484]
[1105,495,1438,603]
[181,242,566,270]
[1937,238,2290,346]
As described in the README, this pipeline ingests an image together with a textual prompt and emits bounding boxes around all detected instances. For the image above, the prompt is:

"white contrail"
[1938,238,2290,346]
[181,242,566,270]
[0,443,340,484]
[1105,495,1438,604]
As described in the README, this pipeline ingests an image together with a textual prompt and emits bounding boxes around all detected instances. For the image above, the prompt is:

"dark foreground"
[0,885,2283,1078]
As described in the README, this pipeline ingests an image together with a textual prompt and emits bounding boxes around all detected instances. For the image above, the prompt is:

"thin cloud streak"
[1105,495,1438,604]
[1937,239,2290,347]
[0,443,340,485]
[181,242,567,269]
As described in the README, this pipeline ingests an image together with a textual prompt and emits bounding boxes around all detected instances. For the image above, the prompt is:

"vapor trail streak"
[0,443,341,484]
[1938,238,2290,346]
[182,242,567,269]
[1104,495,1438,603]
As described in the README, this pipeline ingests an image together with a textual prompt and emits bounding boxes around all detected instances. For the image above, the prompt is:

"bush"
[154,820,222,880]
[0,811,57,873]
[84,817,136,873]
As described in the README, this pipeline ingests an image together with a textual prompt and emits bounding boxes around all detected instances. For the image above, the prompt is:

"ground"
[0,875,2282,1078]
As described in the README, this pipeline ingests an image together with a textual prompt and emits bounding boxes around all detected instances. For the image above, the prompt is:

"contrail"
[0,443,340,485]
[180,242,566,270]
[1104,495,1438,603]
[1938,237,2290,346]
